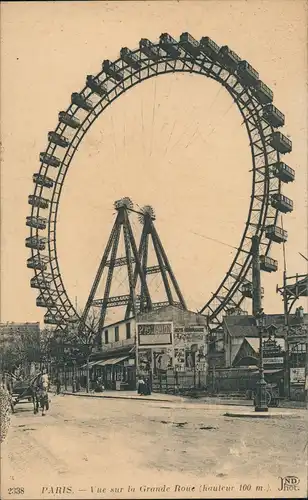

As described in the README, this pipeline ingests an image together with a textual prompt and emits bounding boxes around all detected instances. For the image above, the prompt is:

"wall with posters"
[173,325,207,373]
[135,306,208,390]
[290,367,305,384]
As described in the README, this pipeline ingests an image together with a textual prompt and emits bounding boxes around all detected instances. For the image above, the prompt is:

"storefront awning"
[252,369,284,375]
[80,360,101,369]
[94,356,129,367]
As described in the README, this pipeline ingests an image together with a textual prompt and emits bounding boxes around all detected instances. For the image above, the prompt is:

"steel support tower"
[79,198,186,336]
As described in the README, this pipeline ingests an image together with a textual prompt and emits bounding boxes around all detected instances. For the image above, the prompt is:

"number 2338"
[8,487,24,495]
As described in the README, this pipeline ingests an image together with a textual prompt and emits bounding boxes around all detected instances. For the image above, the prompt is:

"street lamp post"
[252,235,268,412]
[255,312,268,412]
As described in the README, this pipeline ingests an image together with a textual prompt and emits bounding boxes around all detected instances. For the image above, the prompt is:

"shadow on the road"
[13,407,34,414]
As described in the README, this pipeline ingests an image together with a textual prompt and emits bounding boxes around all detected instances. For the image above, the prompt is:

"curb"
[62,392,307,410]
[63,392,178,403]
[223,411,301,419]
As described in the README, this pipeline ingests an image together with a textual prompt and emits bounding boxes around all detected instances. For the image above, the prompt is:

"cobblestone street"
[1,394,307,499]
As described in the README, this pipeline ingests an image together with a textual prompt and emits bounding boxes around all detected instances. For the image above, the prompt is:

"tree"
[66,310,99,393]
[40,328,55,359]
[0,325,41,376]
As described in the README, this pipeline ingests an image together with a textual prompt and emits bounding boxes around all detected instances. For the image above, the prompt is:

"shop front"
[94,356,136,390]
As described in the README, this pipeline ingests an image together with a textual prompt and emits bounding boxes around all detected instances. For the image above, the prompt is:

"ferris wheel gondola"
[26,32,295,332]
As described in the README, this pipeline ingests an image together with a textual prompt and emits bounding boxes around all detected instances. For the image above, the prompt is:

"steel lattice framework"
[79,199,187,335]
[26,33,295,333]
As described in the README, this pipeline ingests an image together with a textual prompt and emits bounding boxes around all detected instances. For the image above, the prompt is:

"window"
[126,322,131,339]
[115,326,119,342]
[104,330,109,344]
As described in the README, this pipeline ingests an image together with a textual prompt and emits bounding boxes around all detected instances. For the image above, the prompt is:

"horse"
[31,374,50,416]
[35,387,49,416]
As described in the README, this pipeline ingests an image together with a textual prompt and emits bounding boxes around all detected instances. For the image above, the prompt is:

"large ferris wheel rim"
[30,46,278,324]
[28,34,285,329]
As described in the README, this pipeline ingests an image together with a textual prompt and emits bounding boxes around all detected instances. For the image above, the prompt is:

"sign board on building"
[124,358,135,367]
[264,357,284,365]
[174,325,206,345]
[137,322,173,347]
[290,367,305,384]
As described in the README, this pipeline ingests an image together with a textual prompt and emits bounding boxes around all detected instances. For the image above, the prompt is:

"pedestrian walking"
[37,368,50,416]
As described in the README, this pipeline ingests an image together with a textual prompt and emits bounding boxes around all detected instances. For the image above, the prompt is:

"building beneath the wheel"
[206,311,308,401]
[81,305,209,392]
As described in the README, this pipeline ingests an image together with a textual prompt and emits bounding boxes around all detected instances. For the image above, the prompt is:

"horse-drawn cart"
[12,380,34,404]
[12,374,49,411]
[10,377,38,412]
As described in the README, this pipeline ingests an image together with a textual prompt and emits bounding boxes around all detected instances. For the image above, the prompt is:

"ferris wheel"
[26,32,295,333]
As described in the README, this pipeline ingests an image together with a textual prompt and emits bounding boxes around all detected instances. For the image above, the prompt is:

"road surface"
[1,394,307,499]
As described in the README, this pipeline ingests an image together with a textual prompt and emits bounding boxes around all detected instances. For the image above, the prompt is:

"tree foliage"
[0,326,41,372]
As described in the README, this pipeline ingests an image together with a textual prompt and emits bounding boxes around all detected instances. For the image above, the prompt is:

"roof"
[245,337,285,351]
[223,315,258,337]
[81,355,129,369]
[223,314,294,338]
[0,322,40,335]
[104,304,208,329]
[94,356,129,367]
[245,338,260,352]
[137,304,208,324]
[102,317,134,329]
[90,343,135,360]
[251,369,284,375]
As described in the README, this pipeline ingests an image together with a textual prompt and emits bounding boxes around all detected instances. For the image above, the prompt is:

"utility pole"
[252,235,268,412]
[305,326,308,410]
[281,216,290,398]
[283,270,291,399]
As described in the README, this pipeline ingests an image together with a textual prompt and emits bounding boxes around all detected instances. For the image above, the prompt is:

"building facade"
[0,322,40,347]
[222,314,287,369]
[206,312,308,399]
[86,305,209,392]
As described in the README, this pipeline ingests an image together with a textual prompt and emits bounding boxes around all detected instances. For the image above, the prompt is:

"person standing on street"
[37,368,50,416]
[54,376,61,395]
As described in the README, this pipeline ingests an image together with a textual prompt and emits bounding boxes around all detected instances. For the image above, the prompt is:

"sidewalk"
[62,390,307,409]
[63,389,182,403]
[223,409,302,419]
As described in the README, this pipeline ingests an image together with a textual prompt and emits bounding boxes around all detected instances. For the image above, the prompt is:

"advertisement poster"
[152,348,173,374]
[174,348,186,372]
[137,349,152,375]
[290,367,305,384]
[137,322,173,347]
[174,326,207,372]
